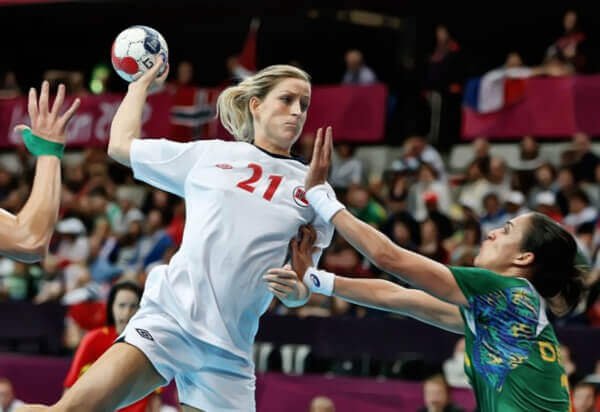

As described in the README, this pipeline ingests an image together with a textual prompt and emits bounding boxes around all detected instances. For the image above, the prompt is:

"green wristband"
[22,128,64,159]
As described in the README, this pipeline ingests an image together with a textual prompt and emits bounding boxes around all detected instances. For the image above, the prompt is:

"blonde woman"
[18,58,333,412]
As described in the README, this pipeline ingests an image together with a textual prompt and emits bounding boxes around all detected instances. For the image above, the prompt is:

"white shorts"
[120,298,256,411]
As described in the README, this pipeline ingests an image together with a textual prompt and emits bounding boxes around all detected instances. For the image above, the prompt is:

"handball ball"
[111,25,168,82]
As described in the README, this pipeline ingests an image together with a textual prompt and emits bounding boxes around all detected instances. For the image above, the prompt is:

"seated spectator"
[563,188,597,232]
[136,209,174,270]
[0,261,38,301]
[484,157,511,203]
[480,192,508,236]
[534,191,563,223]
[408,162,451,222]
[33,258,65,304]
[309,395,335,412]
[572,380,597,412]
[418,218,449,264]
[329,143,364,197]
[417,373,464,412]
[457,160,490,217]
[341,49,377,85]
[402,135,447,182]
[511,136,545,194]
[0,377,24,412]
[527,163,558,210]
[423,191,454,240]
[504,190,529,221]
[446,218,481,267]
[382,160,412,214]
[382,211,420,252]
[555,166,578,216]
[52,217,90,267]
[345,185,387,228]
[567,132,600,184]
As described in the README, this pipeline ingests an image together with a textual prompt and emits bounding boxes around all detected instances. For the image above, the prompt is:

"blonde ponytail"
[216,64,311,143]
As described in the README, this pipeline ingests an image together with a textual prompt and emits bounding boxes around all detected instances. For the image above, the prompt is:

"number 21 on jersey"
[236,163,283,202]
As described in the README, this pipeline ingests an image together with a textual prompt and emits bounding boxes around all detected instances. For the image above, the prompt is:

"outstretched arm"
[108,56,169,167]
[332,274,463,334]
[0,81,80,263]
[265,226,464,333]
[305,127,467,306]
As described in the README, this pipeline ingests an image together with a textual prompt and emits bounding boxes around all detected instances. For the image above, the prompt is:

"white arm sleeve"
[130,139,212,197]
[310,184,336,266]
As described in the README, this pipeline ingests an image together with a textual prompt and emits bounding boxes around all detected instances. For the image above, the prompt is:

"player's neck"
[254,138,291,157]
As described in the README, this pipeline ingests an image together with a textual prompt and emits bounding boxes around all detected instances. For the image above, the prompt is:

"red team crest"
[293,186,309,207]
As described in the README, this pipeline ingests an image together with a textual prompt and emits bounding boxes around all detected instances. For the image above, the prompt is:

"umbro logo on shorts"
[136,328,154,341]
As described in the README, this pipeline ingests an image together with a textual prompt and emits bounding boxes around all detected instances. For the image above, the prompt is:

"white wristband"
[303,267,335,296]
[306,184,345,222]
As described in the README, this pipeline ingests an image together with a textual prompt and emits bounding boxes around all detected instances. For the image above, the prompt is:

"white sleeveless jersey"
[130,138,334,359]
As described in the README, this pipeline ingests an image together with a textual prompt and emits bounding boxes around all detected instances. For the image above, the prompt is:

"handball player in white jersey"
[17,58,334,412]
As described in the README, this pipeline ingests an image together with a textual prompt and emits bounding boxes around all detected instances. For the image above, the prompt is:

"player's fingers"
[304,224,317,245]
[50,83,65,119]
[27,87,38,124]
[299,227,314,251]
[268,286,287,300]
[57,98,81,130]
[156,62,169,82]
[140,55,165,83]
[312,127,323,165]
[323,126,333,165]
[38,80,50,115]
[267,282,291,295]
[13,124,30,134]
[266,268,297,278]
[290,238,299,253]
[264,277,296,289]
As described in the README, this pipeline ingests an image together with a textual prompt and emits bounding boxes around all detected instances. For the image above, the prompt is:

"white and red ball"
[111,25,168,82]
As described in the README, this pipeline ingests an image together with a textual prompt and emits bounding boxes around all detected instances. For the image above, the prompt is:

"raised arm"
[0,81,80,263]
[108,57,169,167]
[305,127,467,306]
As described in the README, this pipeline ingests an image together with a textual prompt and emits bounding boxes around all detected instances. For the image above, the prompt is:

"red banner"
[0,92,171,148]
[0,84,387,148]
[461,75,600,139]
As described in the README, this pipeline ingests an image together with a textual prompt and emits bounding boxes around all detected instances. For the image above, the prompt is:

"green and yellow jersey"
[450,266,572,412]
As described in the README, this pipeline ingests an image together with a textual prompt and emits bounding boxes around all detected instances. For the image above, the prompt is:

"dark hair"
[521,212,587,315]
[106,281,143,327]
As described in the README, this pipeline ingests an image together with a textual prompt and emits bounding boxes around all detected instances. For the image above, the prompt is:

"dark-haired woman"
[63,282,158,412]
[266,128,585,411]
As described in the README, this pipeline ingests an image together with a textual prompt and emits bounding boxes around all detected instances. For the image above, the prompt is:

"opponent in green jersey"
[277,135,585,412]
[452,266,570,411]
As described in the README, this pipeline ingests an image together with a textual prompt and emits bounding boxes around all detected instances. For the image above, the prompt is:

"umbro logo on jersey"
[215,163,233,169]
[136,328,154,341]
[293,186,309,207]
[310,273,320,287]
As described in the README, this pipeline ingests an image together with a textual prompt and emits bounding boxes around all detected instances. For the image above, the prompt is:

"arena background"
[1,1,600,411]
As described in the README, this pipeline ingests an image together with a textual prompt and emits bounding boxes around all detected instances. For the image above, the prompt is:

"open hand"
[305,126,333,191]
[14,81,81,145]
